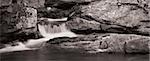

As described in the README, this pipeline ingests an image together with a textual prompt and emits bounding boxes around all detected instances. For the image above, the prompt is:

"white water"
[0,18,77,53]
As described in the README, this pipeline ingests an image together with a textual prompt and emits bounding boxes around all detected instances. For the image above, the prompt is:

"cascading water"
[0,18,77,53]
[44,24,67,33]
[37,20,77,38]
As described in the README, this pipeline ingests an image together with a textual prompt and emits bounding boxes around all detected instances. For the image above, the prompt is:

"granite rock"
[48,34,150,53]
[0,4,40,43]
[66,0,150,36]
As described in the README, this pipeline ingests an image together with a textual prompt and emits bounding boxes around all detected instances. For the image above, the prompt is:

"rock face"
[0,0,42,43]
[0,5,37,34]
[46,0,150,53]
[66,0,150,36]
[48,34,150,53]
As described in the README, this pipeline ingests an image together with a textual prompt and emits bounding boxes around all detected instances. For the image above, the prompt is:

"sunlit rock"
[66,0,150,36]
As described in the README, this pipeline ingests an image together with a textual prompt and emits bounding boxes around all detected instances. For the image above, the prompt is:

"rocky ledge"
[47,33,150,53]
[46,0,150,53]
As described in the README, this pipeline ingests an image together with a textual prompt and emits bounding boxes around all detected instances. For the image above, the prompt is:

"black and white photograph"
[0,0,150,61]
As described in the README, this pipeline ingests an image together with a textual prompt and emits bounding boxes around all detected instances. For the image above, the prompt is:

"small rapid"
[0,18,77,53]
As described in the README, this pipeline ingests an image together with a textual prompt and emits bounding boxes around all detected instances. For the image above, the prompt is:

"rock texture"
[48,34,150,53]
[0,0,45,8]
[66,0,150,36]
[0,5,37,34]
[0,0,42,43]
[45,0,150,53]
[0,0,150,54]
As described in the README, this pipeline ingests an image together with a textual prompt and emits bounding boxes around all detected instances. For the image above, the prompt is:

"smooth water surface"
[0,47,149,61]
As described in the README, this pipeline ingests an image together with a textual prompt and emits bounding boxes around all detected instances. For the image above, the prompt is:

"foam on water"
[0,42,33,53]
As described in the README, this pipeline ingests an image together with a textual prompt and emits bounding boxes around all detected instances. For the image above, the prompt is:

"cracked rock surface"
[48,34,150,53]
[0,0,150,53]
[0,0,43,43]
[48,0,150,53]
[66,0,150,36]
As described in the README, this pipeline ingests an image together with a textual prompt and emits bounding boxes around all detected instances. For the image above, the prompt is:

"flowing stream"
[0,48,149,61]
[0,18,77,53]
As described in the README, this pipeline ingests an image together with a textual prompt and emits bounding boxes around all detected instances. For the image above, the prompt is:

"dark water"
[0,47,149,61]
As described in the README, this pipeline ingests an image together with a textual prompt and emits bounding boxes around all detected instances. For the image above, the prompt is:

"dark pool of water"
[0,47,149,61]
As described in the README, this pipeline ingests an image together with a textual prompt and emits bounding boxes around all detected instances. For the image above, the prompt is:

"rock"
[37,7,74,18]
[45,0,94,9]
[66,17,101,34]
[0,0,45,8]
[60,0,94,3]
[66,0,150,36]
[45,0,76,8]
[125,37,150,53]
[0,0,12,7]
[48,34,150,53]
[45,0,94,5]
[0,5,37,34]
[0,4,39,43]
[18,0,45,8]
[0,43,5,49]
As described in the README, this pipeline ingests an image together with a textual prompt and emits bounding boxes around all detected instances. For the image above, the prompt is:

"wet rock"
[66,0,150,36]
[48,34,150,53]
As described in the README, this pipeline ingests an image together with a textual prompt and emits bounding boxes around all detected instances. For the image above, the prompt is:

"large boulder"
[0,3,40,43]
[48,34,150,53]
[0,5,37,34]
[0,0,46,44]
[66,0,150,36]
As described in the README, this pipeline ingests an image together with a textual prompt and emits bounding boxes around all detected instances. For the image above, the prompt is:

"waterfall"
[43,23,68,34]
[38,19,77,38]
[0,18,77,53]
